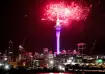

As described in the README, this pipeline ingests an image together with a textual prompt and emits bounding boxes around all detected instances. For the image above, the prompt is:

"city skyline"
[1,0,105,54]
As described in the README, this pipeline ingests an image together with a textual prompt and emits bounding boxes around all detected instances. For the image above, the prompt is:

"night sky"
[1,0,105,54]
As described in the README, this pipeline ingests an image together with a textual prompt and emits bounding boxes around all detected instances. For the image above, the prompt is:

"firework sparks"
[44,1,91,25]
[68,2,91,21]
[45,2,70,22]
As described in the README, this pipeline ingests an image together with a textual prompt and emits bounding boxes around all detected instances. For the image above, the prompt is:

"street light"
[4,64,10,70]
[49,60,54,65]
[58,65,65,71]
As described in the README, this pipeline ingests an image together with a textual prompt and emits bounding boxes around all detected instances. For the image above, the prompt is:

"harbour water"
[36,73,75,74]
[36,73,79,74]
[35,72,102,74]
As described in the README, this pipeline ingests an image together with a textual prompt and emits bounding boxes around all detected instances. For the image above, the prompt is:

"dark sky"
[1,0,105,54]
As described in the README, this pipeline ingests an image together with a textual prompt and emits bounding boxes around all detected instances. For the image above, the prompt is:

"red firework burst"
[43,1,91,25]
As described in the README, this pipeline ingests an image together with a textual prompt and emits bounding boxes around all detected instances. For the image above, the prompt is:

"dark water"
[36,73,79,74]
[35,72,103,74]
[37,73,75,74]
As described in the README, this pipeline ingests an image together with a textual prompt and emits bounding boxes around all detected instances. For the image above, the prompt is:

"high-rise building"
[43,48,48,54]
[8,40,13,53]
[77,43,86,55]
[7,40,14,61]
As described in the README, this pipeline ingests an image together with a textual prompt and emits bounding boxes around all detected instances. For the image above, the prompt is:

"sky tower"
[43,1,91,55]
[55,17,62,54]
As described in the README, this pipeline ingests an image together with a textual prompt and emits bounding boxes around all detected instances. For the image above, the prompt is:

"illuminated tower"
[43,1,91,54]
[55,19,62,54]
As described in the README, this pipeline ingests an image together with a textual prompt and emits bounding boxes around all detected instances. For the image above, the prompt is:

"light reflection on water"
[36,73,83,74]
[36,73,73,74]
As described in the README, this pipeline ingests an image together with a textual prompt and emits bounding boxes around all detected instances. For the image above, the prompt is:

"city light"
[58,65,65,71]
[96,59,103,63]
[0,63,4,67]
[4,64,10,70]
[49,60,54,64]
[4,57,7,61]
[71,62,76,65]
[67,59,72,63]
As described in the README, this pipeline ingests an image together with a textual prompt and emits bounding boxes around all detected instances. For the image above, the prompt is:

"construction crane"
[90,40,97,54]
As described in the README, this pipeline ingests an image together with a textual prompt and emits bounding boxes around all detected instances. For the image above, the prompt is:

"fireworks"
[43,1,91,54]
[44,1,91,25]
[68,2,91,21]
[44,2,71,24]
